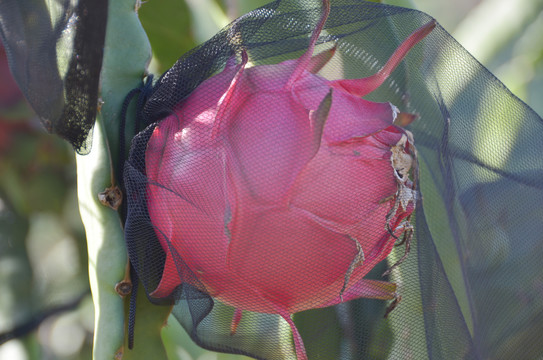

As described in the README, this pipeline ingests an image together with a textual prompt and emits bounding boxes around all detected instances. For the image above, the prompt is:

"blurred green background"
[0,0,541,359]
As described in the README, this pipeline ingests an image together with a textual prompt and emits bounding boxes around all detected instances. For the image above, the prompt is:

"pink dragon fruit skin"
[145,1,434,358]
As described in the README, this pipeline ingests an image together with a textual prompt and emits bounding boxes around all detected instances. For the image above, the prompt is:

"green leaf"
[226,0,274,17]
[77,0,171,359]
[124,281,172,359]
[99,0,152,179]
[138,0,196,74]
[0,198,32,332]
[385,231,429,360]
[381,0,416,7]
[185,0,230,44]
[294,307,342,359]
[453,0,543,64]
[76,115,128,360]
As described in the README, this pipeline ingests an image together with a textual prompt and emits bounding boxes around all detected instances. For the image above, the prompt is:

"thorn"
[331,20,436,97]
[384,295,402,318]
[339,237,365,300]
[286,0,331,88]
[394,112,418,127]
[212,50,248,139]
[308,89,333,156]
[230,308,243,335]
[382,219,413,277]
[279,311,308,360]
[307,45,337,74]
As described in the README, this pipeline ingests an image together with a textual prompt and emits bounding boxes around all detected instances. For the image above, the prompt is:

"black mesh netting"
[0,0,107,154]
[120,1,543,359]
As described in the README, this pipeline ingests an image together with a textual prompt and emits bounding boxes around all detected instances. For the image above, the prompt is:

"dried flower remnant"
[145,1,433,358]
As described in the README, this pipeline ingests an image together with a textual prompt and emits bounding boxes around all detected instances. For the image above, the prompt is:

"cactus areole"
[138,1,434,358]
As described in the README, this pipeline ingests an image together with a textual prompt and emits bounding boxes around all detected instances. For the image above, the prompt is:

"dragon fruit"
[145,1,434,358]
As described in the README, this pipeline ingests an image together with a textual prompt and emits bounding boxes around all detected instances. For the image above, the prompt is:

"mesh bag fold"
[0,0,107,154]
